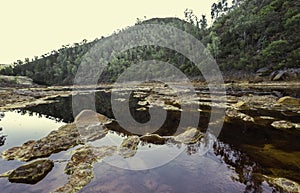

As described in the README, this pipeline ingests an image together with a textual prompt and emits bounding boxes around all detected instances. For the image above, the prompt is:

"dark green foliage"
[1,0,299,85]
[210,0,300,71]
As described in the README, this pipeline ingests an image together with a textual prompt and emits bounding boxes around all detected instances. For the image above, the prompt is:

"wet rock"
[253,116,275,126]
[233,101,249,110]
[140,133,167,145]
[78,123,108,142]
[55,145,117,193]
[137,107,147,111]
[252,76,263,83]
[119,136,140,158]
[226,109,254,123]
[256,67,271,77]
[2,123,82,161]
[264,175,300,193]
[271,120,299,130]
[74,109,112,127]
[138,100,148,106]
[7,159,54,184]
[277,96,300,106]
[174,127,204,144]
[272,71,285,81]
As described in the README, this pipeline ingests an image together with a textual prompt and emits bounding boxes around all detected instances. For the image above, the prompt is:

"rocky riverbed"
[0,81,300,192]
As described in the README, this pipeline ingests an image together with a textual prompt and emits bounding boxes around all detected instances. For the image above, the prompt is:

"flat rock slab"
[174,127,204,144]
[8,159,54,184]
[55,145,117,193]
[2,123,81,161]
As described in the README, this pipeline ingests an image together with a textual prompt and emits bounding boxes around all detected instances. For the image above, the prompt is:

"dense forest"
[1,0,299,85]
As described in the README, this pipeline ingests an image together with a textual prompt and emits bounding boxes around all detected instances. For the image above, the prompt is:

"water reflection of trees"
[0,112,6,146]
[14,109,64,123]
[213,142,267,193]
[182,139,269,192]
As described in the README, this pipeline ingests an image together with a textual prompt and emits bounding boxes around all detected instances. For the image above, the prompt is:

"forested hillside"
[210,0,300,71]
[1,0,299,85]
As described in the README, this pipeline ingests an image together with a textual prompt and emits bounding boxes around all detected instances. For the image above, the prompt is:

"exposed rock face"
[174,127,204,144]
[2,123,82,161]
[8,159,54,184]
[55,145,117,193]
[119,136,140,158]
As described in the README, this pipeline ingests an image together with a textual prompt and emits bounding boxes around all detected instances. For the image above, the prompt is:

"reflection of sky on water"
[0,110,276,193]
[0,111,65,151]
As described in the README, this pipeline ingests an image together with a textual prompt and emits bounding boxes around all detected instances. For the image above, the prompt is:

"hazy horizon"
[0,0,215,64]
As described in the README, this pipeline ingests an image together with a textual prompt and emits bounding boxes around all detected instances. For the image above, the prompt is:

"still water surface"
[0,87,298,192]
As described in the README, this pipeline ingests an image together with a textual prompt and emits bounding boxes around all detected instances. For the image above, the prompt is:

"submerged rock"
[119,136,140,158]
[55,145,117,193]
[174,127,204,144]
[7,159,54,184]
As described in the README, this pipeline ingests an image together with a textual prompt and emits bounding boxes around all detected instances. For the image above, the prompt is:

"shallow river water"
[0,86,299,193]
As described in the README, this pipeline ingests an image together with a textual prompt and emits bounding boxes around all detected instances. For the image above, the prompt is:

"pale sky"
[0,0,215,64]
